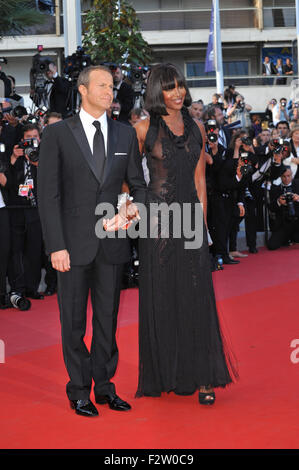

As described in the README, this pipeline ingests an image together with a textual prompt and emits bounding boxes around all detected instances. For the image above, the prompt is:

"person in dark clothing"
[111,66,134,123]
[267,167,299,250]
[6,123,44,300]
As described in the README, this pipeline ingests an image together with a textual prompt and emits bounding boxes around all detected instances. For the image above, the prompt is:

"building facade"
[0,0,297,111]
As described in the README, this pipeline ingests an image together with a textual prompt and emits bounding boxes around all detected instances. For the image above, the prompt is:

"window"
[186,61,249,78]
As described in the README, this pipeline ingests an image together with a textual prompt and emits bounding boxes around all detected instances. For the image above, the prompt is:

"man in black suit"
[38,65,146,417]
[112,66,134,122]
[45,62,70,118]
[0,164,10,309]
[6,123,44,301]
[267,167,299,250]
[262,56,277,85]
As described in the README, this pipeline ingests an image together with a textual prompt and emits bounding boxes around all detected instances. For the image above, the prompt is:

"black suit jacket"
[262,62,277,75]
[115,81,134,122]
[37,113,146,266]
[49,76,70,118]
[5,155,40,223]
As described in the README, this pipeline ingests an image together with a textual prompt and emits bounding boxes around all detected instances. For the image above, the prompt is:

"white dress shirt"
[79,107,108,155]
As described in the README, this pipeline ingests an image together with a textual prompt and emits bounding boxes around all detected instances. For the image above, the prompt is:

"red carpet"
[1,246,299,450]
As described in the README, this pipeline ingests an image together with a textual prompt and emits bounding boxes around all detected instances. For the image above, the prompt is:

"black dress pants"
[57,244,123,401]
[209,194,234,257]
[8,209,43,294]
[267,219,299,250]
[0,208,10,296]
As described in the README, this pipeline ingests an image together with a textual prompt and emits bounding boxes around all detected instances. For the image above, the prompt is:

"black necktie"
[92,120,106,182]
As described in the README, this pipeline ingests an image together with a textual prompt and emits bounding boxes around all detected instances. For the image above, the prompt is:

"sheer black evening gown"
[136,108,238,397]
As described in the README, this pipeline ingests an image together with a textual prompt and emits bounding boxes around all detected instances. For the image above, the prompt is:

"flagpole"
[213,0,224,95]
[296,0,299,74]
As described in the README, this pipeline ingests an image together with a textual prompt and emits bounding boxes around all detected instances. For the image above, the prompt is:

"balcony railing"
[136,8,259,31]
[186,74,297,88]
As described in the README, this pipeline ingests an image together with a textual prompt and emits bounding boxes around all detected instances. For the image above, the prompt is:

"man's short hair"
[207,104,222,120]
[282,165,292,174]
[22,123,40,138]
[44,112,62,125]
[276,120,290,129]
[77,65,112,91]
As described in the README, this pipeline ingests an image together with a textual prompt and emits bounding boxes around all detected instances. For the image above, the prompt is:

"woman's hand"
[103,213,132,232]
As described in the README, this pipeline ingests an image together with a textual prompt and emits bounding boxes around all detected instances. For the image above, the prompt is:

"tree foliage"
[0,0,46,39]
[82,0,152,68]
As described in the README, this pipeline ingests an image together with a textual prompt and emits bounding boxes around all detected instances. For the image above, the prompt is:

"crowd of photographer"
[0,51,299,310]
[189,84,299,270]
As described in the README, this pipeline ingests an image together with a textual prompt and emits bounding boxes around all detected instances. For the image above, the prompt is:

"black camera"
[11,105,28,120]
[240,152,252,176]
[128,65,148,94]
[31,54,53,93]
[18,138,40,163]
[272,138,290,156]
[281,101,287,107]
[64,47,92,82]
[282,190,296,218]
[241,136,252,146]
[9,292,31,311]
[237,101,245,110]
[206,119,218,143]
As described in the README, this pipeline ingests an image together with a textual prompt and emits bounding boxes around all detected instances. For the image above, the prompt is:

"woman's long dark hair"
[145,63,192,116]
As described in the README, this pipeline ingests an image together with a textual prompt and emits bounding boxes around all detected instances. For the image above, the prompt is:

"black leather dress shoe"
[44,288,56,296]
[26,291,44,300]
[248,247,258,254]
[69,399,99,417]
[95,393,131,411]
[222,256,240,265]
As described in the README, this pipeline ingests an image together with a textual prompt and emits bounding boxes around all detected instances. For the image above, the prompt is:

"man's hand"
[292,193,299,203]
[4,113,18,127]
[278,195,287,206]
[11,145,23,165]
[118,200,140,223]
[103,201,140,232]
[0,172,7,187]
[238,203,245,217]
[51,249,70,272]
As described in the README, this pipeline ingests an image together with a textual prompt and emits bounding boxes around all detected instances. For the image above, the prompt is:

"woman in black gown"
[106,64,238,404]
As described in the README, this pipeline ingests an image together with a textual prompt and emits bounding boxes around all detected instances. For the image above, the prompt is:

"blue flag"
[205,5,215,73]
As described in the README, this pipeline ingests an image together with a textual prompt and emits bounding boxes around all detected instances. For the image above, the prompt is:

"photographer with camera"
[112,65,134,122]
[206,122,246,265]
[267,166,299,250]
[6,123,44,303]
[30,54,70,118]
[0,145,10,309]
[278,125,299,181]
[0,61,12,98]
[208,104,232,150]
[0,101,19,164]
[273,99,290,126]
[226,94,252,130]
[204,118,230,266]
